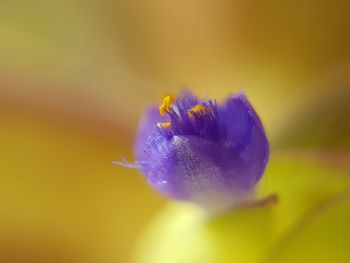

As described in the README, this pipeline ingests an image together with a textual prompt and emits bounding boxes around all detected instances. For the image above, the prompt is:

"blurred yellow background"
[0,0,349,262]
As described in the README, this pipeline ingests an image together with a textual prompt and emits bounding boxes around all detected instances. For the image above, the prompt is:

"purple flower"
[124,91,269,209]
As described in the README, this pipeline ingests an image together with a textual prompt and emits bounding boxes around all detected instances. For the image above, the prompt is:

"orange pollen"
[188,105,211,118]
[156,122,172,129]
[159,95,175,116]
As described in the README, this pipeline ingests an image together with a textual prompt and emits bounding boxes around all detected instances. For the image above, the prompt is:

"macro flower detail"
[129,91,269,209]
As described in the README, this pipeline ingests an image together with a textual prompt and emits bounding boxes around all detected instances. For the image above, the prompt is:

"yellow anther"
[159,95,175,116]
[188,105,211,118]
[157,122,172,128]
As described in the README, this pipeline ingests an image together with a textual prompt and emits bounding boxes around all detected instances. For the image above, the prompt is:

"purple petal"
[134,107,174,200]
[218,92,269,185]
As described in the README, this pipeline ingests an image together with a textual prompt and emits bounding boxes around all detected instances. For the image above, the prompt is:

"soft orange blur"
[1,0,349,262]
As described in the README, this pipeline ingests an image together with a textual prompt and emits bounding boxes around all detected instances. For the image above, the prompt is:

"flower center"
[157,95,213,129]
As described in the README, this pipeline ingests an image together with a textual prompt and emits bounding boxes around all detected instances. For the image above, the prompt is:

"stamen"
[157,122,172,128]
[159,95,175,115]
[188,105,211,118]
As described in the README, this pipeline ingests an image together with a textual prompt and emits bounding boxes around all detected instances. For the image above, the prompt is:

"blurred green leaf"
[133,153,350,263]
[258,153,350,234]
[133,200,275,263]
[265,190,350,263]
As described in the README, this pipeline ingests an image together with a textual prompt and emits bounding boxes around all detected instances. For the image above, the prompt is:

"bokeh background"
[1,0,349,262]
